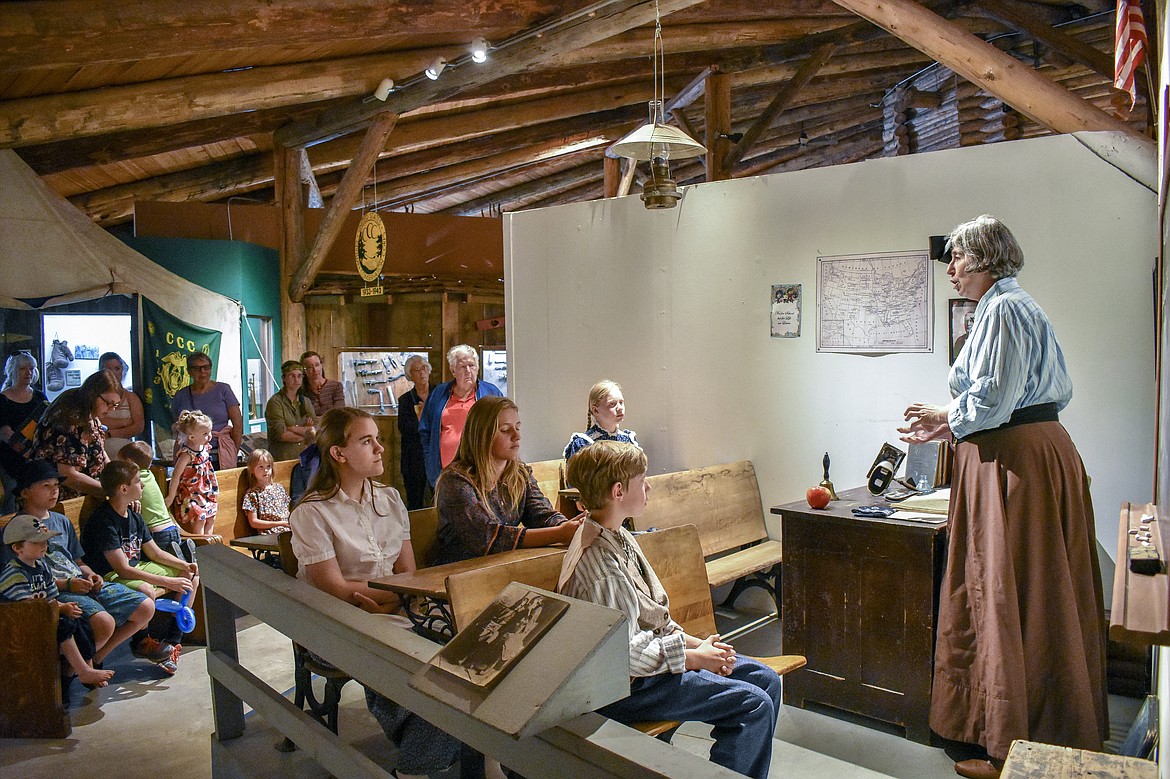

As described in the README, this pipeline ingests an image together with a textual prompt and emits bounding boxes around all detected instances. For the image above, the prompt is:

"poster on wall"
[770,284,801,338]
[40,314,134,404]
[816,251,932,354]
[482,350,508,396]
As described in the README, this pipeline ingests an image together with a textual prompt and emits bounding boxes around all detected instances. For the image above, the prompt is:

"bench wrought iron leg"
[719,564,782,615]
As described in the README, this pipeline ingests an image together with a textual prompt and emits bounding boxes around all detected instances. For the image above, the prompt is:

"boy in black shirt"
[81,461,198,675]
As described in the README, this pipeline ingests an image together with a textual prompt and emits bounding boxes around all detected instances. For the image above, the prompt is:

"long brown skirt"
[929,421,1108,760]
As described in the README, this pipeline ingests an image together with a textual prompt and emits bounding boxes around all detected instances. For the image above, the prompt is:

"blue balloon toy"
[155,589,196,633]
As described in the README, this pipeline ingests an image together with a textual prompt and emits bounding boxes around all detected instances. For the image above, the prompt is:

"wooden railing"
[199,544,741,778]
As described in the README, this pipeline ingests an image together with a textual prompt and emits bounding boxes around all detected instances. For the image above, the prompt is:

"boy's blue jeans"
[599,655,782,779]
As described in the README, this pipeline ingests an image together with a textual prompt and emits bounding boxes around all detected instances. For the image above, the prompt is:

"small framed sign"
[949,299,977,364]
[771,284,801,338]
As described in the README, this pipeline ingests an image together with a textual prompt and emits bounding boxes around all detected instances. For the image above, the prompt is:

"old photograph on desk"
[429,582,567,690]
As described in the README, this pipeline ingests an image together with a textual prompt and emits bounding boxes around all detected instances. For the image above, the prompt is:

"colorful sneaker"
[131,636,176,664]
[170,643,182,665]
[157,658,178,676]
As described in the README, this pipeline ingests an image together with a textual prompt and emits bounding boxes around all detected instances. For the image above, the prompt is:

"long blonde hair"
[297,407,385,508]
[440,396,527,510]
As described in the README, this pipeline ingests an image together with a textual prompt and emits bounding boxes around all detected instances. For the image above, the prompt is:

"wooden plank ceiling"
[0,0,1150,229]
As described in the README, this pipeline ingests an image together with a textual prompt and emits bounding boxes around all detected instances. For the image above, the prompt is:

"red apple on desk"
[806,485,832,509]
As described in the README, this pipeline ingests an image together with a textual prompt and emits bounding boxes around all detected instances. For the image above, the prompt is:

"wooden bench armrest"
[633,720,679,737]
[759,654,806,676]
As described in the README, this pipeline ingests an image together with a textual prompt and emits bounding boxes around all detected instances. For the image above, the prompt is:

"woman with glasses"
[170,353,244,469]
[0,351,48,512]
[29,369,122,499]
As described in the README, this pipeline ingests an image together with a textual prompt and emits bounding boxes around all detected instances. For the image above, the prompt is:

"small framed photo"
[949,299,977,364]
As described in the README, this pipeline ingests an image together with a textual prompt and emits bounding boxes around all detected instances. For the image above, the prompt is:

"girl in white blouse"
[290,406,457,778]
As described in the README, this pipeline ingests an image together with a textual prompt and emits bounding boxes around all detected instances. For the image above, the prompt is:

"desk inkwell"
[820,451,839,501]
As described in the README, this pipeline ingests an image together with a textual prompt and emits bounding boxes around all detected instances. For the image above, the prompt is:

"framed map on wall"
[816,251,932,354]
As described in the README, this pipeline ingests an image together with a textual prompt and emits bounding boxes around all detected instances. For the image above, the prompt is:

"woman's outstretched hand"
[899,403,951,443]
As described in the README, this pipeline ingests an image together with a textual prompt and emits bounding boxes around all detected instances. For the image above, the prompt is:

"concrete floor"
[0,610,1145,779]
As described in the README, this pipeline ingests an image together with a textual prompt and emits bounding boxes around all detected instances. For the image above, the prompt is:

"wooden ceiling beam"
[724,43,838,170]
[68,155,273,226]
[248,106,642,203]
[0,0,569,70]
[274,0,710,148]
[289,112,398,303]
[0,48,448,148]
[829,0,1148,143]
[16,98,346,175]
[350,135,614,212]
[445,155,607,216]
[309,79,664,168]
[971,0,1115,81]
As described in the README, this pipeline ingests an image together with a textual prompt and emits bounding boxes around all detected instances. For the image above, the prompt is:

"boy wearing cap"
[1,514,115,688]
[3,458,156,666]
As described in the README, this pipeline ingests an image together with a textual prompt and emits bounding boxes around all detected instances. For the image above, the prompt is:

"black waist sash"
[956,402,1059,444]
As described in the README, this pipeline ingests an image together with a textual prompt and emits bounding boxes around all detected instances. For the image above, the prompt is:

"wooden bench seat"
[445,524,805,741]
[633,460,782,614]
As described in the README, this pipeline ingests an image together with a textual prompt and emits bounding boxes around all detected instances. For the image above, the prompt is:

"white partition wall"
[505,133,1156,573]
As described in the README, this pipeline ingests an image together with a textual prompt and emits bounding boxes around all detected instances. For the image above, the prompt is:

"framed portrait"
[949,299,977,365]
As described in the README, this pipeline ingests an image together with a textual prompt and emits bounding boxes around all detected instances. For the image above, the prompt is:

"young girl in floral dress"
[165,410,219,536]
[240,449,291,534]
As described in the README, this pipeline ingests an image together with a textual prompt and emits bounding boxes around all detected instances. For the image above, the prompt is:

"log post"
[603,156,621,198]
[274,144,306,361]
[704,70,731,182]
[287,111,398,303]
[829,0,1150,146]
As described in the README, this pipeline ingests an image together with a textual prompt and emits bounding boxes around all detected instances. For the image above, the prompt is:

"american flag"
[1114,0,1148,107]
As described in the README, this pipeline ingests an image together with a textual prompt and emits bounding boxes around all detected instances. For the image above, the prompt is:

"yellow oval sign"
[355,212,387,282]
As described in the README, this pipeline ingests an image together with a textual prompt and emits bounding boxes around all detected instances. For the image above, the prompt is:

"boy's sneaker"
[170,643,182,665]
[131,636,175,664]
[157,658,178,676]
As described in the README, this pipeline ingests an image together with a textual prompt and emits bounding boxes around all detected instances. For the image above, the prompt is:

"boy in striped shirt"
[557,441,781,779]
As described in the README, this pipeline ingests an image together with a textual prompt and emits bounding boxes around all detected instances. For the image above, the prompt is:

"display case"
[337,349,427,413]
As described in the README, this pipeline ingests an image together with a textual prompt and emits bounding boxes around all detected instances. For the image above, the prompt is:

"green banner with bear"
[141,297,222,428]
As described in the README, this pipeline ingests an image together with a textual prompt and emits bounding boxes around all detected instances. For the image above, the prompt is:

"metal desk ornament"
[820,452,839,501]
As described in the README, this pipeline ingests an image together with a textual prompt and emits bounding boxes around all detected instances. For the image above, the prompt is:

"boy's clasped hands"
[685,633,737,676]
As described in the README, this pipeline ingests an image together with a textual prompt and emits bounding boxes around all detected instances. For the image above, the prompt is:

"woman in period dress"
[900,215,1106,779]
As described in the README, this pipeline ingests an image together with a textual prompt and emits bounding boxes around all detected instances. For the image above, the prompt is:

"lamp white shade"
[610,122,707,161]
[425,58,446,80]
[470,37,489,63]
[374,77,395,101]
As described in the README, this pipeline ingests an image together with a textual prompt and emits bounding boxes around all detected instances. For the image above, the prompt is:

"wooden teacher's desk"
[369,547,566,641]
[771,487,947,744]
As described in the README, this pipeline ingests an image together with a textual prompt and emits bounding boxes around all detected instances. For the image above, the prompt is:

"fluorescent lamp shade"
[610,122,707,161]
[425,58,446,80]
[470,37,489,63]
[374,77,395,101]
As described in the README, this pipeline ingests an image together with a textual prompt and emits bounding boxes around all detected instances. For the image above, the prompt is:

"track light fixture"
[374,77,395,101]
[470,37,490,63]
[425,58,446,80]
